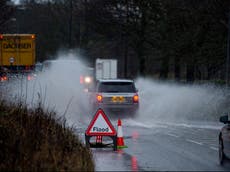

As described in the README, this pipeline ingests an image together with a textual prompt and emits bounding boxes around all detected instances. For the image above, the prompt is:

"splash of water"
[4,51,92,127]
[3,53,230,128]
[134,77,229,126]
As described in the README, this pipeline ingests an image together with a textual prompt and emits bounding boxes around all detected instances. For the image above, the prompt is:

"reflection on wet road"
[92,149,139,171]
[80,121,230,171]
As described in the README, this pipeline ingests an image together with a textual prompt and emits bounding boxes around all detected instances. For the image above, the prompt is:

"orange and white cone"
[117,119,128,148]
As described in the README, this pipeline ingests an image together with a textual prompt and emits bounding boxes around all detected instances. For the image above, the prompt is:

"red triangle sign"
[85,108,117,136]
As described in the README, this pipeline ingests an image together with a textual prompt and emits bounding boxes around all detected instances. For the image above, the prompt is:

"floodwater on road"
[2,53,230,171]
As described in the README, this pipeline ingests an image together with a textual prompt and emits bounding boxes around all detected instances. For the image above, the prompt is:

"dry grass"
[0,100,94,171]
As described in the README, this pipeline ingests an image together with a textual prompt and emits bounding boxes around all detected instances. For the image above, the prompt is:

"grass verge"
[0,100,94,171]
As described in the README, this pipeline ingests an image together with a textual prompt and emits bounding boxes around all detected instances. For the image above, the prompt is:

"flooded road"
[75,119,230,171]
[3,56,230,171]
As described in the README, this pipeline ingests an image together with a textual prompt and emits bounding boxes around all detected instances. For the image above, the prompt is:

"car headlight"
[84,76,91,84]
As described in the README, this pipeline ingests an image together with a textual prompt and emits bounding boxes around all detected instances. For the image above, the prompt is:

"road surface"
[77,120,230,171]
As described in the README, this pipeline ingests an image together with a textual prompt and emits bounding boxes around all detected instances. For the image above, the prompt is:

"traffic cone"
[117,119,128,149]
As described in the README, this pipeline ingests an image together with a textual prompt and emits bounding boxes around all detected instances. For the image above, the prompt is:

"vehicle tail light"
[25,66,31,70]
[96,94,103,102]
[27,75,32,81]
[133,94,139,103]
[1,76,7,81]
[80,75,84,84]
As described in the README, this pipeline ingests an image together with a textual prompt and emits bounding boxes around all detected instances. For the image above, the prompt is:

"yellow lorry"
[0,34,36,81]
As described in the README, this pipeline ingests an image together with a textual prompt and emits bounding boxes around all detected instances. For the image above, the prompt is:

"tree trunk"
[186,63,195,83]
[138,2,147,77]
[139,55,145,76]
[174,56,180,81]
[159,57,169,79]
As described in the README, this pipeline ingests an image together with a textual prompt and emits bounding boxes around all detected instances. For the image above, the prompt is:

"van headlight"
[84,76,91,84]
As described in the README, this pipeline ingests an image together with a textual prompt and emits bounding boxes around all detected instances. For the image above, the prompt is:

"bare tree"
[0,0,15,33]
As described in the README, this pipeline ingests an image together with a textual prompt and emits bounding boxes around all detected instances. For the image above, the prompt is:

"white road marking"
[186,139,203,145]
[166,133,180,138]
[210,146,218,151]
[209,144,218,148]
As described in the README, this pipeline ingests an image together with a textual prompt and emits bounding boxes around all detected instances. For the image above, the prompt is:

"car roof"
[97,79,134,83]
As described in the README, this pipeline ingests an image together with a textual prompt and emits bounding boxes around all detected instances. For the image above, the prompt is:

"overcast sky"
[12,0,20,4]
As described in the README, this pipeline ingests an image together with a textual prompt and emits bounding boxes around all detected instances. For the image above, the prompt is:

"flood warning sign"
[85,108,116,136]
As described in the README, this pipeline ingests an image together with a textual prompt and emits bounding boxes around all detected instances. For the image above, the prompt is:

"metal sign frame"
[85,108,117,151]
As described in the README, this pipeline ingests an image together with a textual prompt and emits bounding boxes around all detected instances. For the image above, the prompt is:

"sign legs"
[85,134,117,151]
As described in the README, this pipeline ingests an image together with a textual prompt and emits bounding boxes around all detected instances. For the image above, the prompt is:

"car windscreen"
[98,82,136,93]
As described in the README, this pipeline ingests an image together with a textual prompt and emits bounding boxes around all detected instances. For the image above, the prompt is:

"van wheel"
[219,139,225,165]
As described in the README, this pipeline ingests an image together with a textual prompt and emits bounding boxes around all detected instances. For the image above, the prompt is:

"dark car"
[219,115,230,165]
[89,79,139,116]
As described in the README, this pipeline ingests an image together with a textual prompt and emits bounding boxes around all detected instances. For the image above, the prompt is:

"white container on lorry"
[95,58,117,80]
